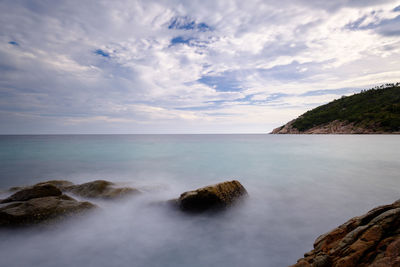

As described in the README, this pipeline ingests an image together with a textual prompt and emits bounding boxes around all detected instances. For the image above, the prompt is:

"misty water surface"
[0,135,399,267]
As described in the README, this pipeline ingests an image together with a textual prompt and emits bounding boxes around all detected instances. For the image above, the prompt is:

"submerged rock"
[177,180,248,212]
[0,194,95,227]
[1,184,62,203]
[291,199,400,267]
[65,180,140,199]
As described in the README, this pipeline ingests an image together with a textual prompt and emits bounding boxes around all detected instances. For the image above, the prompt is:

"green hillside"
[291,83,400,132]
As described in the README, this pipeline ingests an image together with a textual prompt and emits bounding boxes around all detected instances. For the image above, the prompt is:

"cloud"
[0,0,400,133]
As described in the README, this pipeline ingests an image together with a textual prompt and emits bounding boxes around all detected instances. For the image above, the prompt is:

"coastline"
[291,199,400,267]
[271,120,400,134]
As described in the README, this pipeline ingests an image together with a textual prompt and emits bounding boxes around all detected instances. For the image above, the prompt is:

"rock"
[65,180,140,199]
[177,180,247,212]
[0,194,95,227]
[35,180,74,190]
[290,199,400,267]
[271,119,383,134]
[271,119,300,134]
[1,184,62,204]
[7,180,74,193]
[0,179,140,227]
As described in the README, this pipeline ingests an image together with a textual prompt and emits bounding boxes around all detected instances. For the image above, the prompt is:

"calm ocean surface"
[0,134,399,267]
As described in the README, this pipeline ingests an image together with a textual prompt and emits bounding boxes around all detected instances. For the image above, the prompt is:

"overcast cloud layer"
[1,0,400,133]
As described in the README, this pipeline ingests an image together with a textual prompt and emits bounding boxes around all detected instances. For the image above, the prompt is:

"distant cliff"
[271,84,400,134]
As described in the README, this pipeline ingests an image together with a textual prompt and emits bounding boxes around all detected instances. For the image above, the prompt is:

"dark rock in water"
[177,180,247,212]
[0,179,139,227]
[0,194,95,227]
[65,180,140,199]
[1,184,62,204]
[35,180,74,190]
[291,199,400,267]
[7,180,74,192]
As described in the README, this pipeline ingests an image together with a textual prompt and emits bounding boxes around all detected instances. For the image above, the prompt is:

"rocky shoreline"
[291,199,400,266]
[2,179,399,267]
[270,120,397,134]
[0,180,139,227]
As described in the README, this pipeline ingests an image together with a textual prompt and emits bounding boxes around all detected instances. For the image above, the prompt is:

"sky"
[0,0,400,134]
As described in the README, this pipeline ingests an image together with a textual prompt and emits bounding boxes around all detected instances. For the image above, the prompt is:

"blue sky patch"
[8,41,19,46]
[345,14,400,36]
[234,94,255,102]
[170,36,193,46]
[264,93,289,102]
[345,15,368,30]
[94,49,110,58]
[198,75,242,92]
[394,5,400,12]
[168,16,211,32]
[176,105,217,111]
[258,61,310,81]
[378,15,400,36]
[169,36,209,48]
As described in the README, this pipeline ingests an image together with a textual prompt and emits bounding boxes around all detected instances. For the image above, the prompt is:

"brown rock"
[65,180,140,199]
[177,180,247,212]
[35,180,74,190]
[312,254,331,267]
[291,199,400,267]
[1,184,62,203]
[0,194,95,227]
[271,119,391,134]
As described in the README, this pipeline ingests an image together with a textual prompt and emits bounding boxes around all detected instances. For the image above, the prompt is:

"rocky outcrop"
[271,120,387,134]
[291,199,400,267]
[35,180,75,190]
[176,180,248,212]
[271,119,300,134]
[1,184,62,203]
[0,179,141,227]
[64,180,140,199]
[5,180,141,200]
[0,194,95,227]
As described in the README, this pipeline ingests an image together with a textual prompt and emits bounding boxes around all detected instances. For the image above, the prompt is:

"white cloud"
[0,0,400,133]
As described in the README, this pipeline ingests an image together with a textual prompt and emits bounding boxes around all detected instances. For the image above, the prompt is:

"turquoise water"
[0,135,399,266]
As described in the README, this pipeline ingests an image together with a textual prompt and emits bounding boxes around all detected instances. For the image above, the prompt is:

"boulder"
[177,180,247,212]
[0,194,95,227]
[35,180,74,190]
[1,184,62,204]
[291,199,400,267]
[65,180,140,199]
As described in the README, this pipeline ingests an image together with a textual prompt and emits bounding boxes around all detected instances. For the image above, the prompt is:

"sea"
[0,134,399,267]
